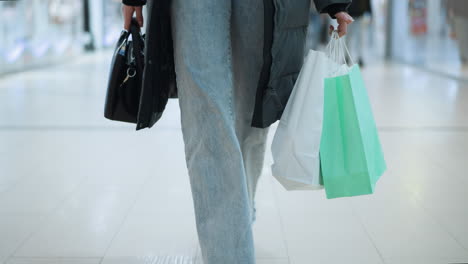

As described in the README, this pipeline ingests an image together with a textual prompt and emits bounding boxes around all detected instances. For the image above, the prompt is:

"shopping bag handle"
[325,30,355,66]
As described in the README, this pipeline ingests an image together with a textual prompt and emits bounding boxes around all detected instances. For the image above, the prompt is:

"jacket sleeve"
[122,0,147,6]
[313,0,352,18]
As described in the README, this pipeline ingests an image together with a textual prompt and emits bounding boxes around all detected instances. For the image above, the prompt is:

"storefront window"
[389,0,467,79]
[0,0,83,74]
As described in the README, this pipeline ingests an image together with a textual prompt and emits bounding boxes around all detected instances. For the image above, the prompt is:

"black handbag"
[104,19,145,124]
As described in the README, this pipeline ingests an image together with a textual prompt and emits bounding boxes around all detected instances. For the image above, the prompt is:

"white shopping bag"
[271,49,330,190]
[271,31,356,191]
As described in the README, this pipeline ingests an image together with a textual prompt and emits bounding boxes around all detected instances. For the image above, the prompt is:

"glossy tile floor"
[1,51,468,264]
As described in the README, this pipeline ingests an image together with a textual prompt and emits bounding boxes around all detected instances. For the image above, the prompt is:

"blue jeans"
[170,0,269,263]
[454,16,468,63]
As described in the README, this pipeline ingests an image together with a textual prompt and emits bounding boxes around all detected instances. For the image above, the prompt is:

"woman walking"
[447,0,468,66]
[345,0,372,66]
[121,0,353,263]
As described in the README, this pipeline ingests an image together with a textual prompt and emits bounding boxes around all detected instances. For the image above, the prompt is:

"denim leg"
[171,0,256,263]
[345,17,364,62]
[454,16,468,62]
[231,0,270,225]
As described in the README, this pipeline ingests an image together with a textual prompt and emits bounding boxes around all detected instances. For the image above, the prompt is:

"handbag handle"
[129,18,144,70]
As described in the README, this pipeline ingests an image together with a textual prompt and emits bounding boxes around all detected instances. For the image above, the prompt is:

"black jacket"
[347,0,372,18]
[123,0,351,130]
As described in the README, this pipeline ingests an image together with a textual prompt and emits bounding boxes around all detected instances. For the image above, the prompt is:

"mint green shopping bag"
[319,64,386,199]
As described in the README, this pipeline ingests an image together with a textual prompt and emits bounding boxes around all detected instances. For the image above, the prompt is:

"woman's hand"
[329,12,354,37]
[122,4,144,30]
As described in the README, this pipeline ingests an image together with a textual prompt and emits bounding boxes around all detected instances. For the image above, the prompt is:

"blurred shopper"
[305,2,330,52]
[121,0,352,263]
[306,3,323,52]
[345,0,372,67]
[446,0,468,65]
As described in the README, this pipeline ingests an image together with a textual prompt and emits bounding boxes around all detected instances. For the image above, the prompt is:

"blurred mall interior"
[0,0,468,263]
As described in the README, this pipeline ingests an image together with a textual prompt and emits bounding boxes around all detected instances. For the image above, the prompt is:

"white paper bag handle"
[325,30,355,66]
